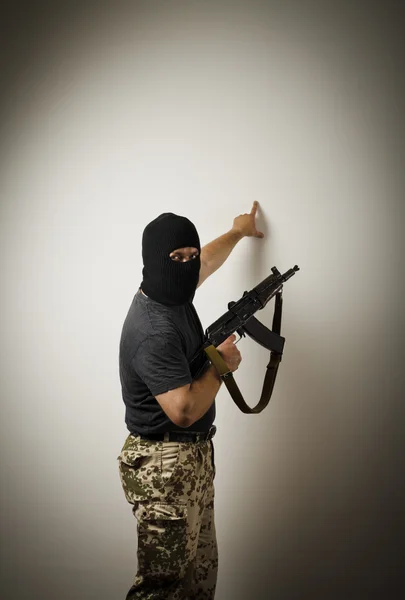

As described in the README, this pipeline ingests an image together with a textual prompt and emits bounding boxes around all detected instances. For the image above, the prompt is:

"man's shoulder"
[126,290,181,339]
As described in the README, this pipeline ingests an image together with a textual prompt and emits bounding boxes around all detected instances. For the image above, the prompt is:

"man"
[117,201,264,599]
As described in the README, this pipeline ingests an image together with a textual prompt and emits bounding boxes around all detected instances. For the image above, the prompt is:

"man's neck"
[140,288,148,297]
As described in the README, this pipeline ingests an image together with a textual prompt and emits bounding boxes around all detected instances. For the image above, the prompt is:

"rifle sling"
[204,291,283,414]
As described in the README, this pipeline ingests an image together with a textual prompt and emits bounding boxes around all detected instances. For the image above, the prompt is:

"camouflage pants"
[117,433,218,600]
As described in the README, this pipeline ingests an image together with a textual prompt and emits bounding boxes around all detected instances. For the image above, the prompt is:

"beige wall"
[1,1,404,598]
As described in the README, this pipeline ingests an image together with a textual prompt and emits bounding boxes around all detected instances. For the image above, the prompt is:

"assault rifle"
[199,265,299,413]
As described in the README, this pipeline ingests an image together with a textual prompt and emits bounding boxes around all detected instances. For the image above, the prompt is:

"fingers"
[250,200,258,215]
[251,201,264,238]
[220,334,237,345]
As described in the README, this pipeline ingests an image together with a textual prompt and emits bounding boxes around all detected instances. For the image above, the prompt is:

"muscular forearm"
[182,364,222,426]
[200,228,243,277]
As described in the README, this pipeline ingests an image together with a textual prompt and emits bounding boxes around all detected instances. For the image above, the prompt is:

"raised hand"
[232,201,264,239]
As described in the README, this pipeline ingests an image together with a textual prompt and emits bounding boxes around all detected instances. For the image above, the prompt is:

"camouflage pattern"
[117,433,218,599]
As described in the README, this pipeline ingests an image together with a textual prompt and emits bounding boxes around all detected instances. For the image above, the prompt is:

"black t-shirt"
[119,288,215,435]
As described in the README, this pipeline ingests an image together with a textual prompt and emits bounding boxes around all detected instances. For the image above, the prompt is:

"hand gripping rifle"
[199,265,300,413]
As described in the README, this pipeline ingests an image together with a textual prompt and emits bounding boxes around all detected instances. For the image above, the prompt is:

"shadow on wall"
[218,310,405,600]
[248,202,272,286]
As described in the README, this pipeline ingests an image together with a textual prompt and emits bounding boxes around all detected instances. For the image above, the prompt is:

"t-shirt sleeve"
[132,333,193,397]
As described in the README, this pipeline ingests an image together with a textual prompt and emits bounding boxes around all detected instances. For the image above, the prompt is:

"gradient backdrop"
[1,1,404,599]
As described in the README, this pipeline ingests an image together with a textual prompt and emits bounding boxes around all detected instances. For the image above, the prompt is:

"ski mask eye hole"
[169,248,199,262]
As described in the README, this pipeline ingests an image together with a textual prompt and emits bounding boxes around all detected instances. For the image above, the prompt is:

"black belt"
[137,425,216,443]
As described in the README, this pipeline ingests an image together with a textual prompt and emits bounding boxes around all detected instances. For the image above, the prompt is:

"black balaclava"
[140,212,201,306]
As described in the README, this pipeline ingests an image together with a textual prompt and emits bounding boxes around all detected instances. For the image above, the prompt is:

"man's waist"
[135,425,217,443]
